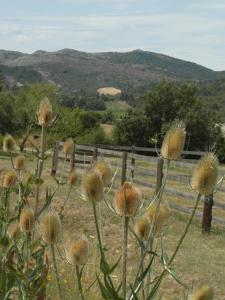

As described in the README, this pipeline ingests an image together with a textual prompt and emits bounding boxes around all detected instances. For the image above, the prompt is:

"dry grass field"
[1,151,225,299]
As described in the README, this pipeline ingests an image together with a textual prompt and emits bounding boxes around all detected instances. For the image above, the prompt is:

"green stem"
[35,126,45,218]
[75,265,85,300]
[59,185,72,218]
[145,237,153,297]
[141,247,145,300]
[130,160,170,298]
[92,202,105,261]
[122,216,129,299]
[148,193,201,299]
[98,202,104,246]
[50,244,63,300]
[25,232,30,297]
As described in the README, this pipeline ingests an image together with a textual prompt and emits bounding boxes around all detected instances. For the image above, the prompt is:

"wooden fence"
[51,143,225,229]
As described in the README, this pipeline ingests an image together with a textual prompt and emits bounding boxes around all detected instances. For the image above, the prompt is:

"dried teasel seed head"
[67,237,89,265]
[41,212,61,245]
[38,97,53,127]
[134,218,150,241]
[114,182,141,217]
[8,223,21,240]
[3,134,16,152]
[191,286,213,300]
[20,208,35,232]
[94,160,112,186]
[68,171,77,186]
[82,170,104,202]
[161,121,186,160]
[3,171,17,188]
[14,155,25,171]
[63,138,74,155]
[191,153,218,195]
[145,202,170,234]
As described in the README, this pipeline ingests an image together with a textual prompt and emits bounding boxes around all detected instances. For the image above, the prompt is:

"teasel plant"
[127,121,186,299]
[93,159,113,245]
[58,138,74,184]
[80,167,124,300]
[34,97,59,218]
[66,235,89,300]
[190,285,214,300]
[142,153,221,298]
[0,97,59,299]
[59,170,78,220]
[0,175,48,299]
[41,210,63,300]
[114,181,142,299]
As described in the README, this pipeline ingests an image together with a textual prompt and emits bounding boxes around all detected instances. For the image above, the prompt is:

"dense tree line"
[0,74,108,145]
[62,94,106,111]
[113,81,225,161]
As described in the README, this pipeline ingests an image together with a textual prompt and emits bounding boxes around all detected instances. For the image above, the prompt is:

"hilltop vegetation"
[1,49,225,94]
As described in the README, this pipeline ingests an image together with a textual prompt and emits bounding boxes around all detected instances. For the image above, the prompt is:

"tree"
[113,109,150,146]
[0,91,16,133]
[114,81,225,159]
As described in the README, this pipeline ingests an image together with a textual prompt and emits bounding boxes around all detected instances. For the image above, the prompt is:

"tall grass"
[0,100,217,300]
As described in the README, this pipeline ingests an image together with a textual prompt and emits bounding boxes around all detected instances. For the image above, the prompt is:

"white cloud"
[1,8,225,70]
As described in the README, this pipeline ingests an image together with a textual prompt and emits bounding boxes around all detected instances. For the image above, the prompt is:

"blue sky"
[1,0,225,70]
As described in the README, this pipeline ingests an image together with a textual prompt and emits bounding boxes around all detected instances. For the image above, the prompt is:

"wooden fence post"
[156,157,164,193]
[121,152,128,186]
[70,143,76,172]
[51,141,60,177]
[92,147,98,163]
[131,157,135,180]
[202,194,213,233]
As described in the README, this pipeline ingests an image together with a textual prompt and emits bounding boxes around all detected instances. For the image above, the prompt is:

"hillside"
[1,49,225,93]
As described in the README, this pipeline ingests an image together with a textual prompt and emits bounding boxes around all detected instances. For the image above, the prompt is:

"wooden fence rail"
[51,143,225,231]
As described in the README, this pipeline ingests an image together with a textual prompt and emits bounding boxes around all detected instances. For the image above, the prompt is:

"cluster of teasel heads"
[0,98,88,300]
[0,98,219,300]
[79,120,218,300]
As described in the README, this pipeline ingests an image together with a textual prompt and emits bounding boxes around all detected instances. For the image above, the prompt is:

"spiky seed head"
[161,121,186,160]
[145,202,170,234]
[3,134,16,152]
[41,212,61,245]
[134,218,150,241]
[94,160,112,186]
[38,97,53,127]
[82,170,104,202]
[3,171,17,188]
[8,223,21,240]
[114,182,141,217]
[67,237,89,265]
[191,153,218,195]
[63,138,74,155]
[68,171,77,186]
[14,155,25,171]
[20,208,35,232]
[191,286,213,300]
